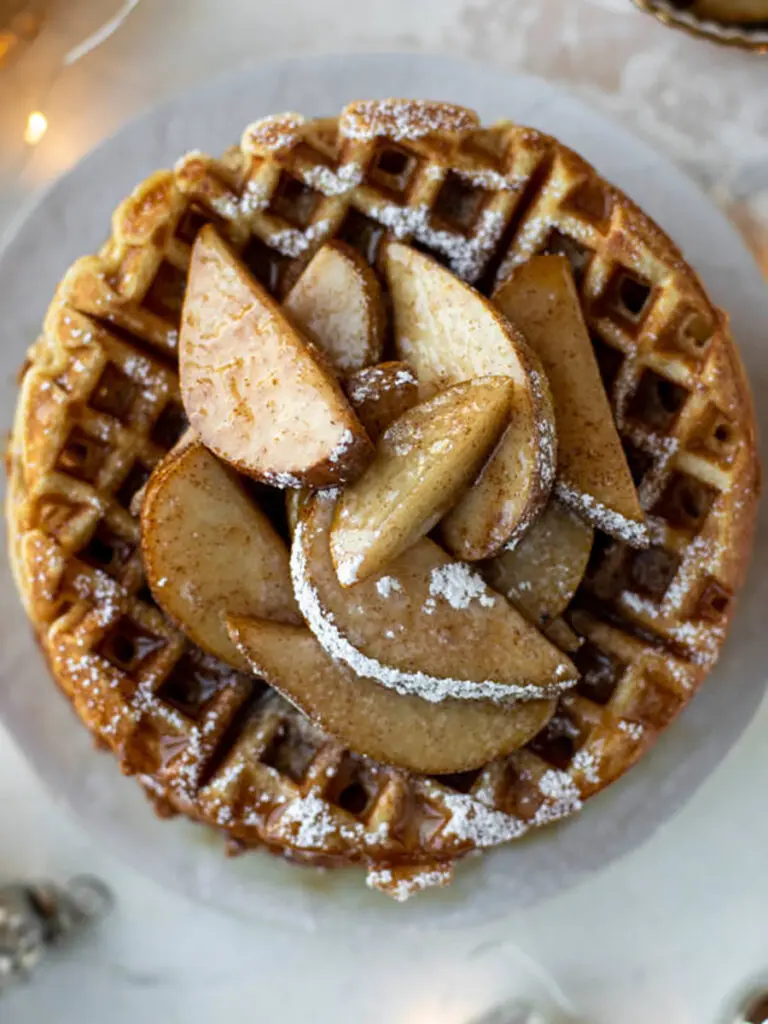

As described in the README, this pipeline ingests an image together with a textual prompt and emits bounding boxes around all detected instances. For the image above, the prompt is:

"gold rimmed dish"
[632,0,768,51]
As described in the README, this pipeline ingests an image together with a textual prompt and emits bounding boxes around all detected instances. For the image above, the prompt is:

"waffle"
[6,99,759,901]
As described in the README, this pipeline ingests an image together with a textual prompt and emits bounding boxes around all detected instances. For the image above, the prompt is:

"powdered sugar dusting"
[271,791,345,849]
[328,428,356,466]
[439,790,527,845]
[259,469,305,489]
[376,204,505,283]
[242,113,306,155]
[375,575,402,598]
[239,179,269,216]
[72,571,122,627]
[301,162,362,197]
[618,719,645,741]
[426,563,496,611]
[290,514,574,704]
[571,746,601,785]
[620,590,723,669]
[555,480,649,548]
[346,364,417,405]
[267,219,330,259]
[454,167,517,191]
[340,99,478,142]
[366,863,454,902]
[534,769,583,825]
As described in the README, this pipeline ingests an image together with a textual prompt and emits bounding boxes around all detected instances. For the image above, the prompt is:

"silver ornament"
[0,876,112,996]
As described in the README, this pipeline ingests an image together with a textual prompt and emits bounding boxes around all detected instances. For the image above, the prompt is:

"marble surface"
[1,2,768,1022]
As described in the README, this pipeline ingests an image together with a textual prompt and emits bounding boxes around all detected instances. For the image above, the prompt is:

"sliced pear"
[285,361,419,540]
[179,225,372,488]
[494,255,647,547]
[543,617,582,654]
[482,501,594,630]
[385,242,556,560]
[141,441,301,669]
[292,490,578,705]
[331,377,514,585]
[283,241,385,374]
[229,617,555,773]
[285,488,309,538]
[344,361,420,440]
[130,427,196,517]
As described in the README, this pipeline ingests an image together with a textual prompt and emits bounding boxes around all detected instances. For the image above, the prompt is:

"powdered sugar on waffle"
[301,162,363,197]
[340,100,478,142]
[426,769,582,847]
[454,167,517,191]
[272,791,343,849]
[291,514,573,704]
[268,219,330,259]
[72,571,122,627]
[620,590,724,669]
[534,769,583,825]
[242,113,306,155]
[366,863,453,902]
[375,203,505,283]
[439,790,528,845]
[617,720,645,741]
[555,480,649,548]
[238,180,269,216]
[571,746,601,785]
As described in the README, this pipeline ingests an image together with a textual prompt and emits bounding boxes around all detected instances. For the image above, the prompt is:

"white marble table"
[1,2,768,1022]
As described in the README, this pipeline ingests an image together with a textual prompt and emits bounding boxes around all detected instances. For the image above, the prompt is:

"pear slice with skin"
[130,427,196,518]
[331,376,515,586]
[543,617,582,654]
[385,242,556,560]
[141,441,301,670]
[292,489,578,705]
[344,361,420,441]
[494,255,647,547]
[179,225,372,488]
[283,241,385,374]
[286,360,420,539]
[482,500,594,630]
[228,617,556,774]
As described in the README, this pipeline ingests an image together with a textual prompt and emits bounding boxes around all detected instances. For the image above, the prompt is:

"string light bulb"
[23,110,48,146]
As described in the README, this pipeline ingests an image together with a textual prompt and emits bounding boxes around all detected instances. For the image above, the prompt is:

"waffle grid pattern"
[6,101,758,897]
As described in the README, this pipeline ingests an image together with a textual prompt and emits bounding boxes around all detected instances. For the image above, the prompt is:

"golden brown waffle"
[6,99,759,901]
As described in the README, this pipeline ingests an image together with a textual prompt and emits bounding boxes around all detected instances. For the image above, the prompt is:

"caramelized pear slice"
[292,490,578,705]
[482,501,594,629]
[344,361,419,441]
[385,242,556,559]
[130,427,195,517]
[494,255,647,546]
[179,225,372,487]
[331,377,514,585]
[283,241,385,373]
[141,441,300,669]
[229,617,555,774]
[543,617,583,654]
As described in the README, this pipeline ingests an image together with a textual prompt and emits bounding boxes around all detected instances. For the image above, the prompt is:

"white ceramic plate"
[1,53,766,933]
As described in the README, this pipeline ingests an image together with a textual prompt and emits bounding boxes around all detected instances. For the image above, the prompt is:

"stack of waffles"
[6,99,758,901]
